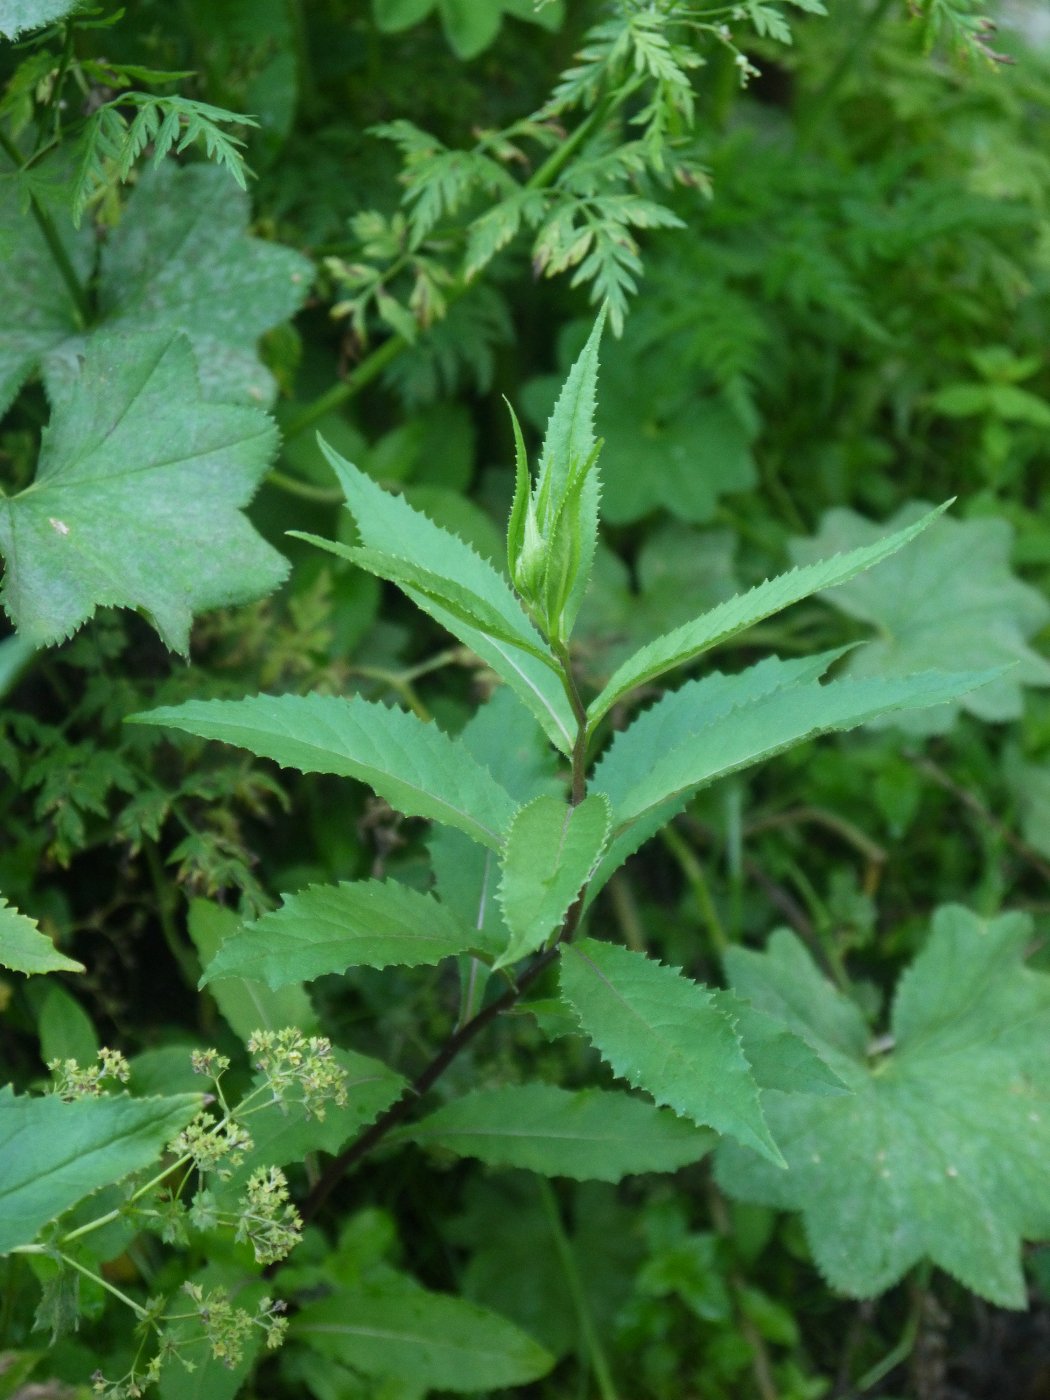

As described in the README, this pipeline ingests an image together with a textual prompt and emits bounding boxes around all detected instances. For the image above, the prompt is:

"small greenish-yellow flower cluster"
[50,1048,131,1100]
[169,1110,253,1177]
[91,1353,162,1399]
[190,1048,230,1080]
[247,1028,349,1120]
[180,1283,288,1367]
[235,1166,303,1265]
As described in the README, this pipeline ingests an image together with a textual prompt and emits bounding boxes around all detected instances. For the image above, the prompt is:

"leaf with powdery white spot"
[201,879,481,988]
[401,1083,715,1181]
[495,795,610,970]
[0,897,83,976]
[129,692,517,850]
[0,330,287,652]
[0,1088,201,1254]
[789,504,1050,735]
[715,907,1050,1308]
[558,938,782,1165]
[586,502,950,731]
[0,162,312,410]
[320,439,576,754]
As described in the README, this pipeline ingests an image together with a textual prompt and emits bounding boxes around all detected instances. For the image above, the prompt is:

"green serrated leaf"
[587,650,846,897]
[0,331,287,652]
[599,668,1002,852]
[716,908,1050,1308]
[495,794,610,970]
[93,163,312,404]
[294,1275,554,1391]
[711,991,846,1096]
[429,688,561,958]
[559,938,780,1164]
[0,896,83,975]
[321,440,576,753]
[401,1083,715,1180]
[187,899,317,1040]
[129,692,517,849]
[290,535,557,667]
[789,504,1050,734]
[532,309,605,633]
[587,502,951,730]
[201,879,481,988]
[0,1089,201,1254]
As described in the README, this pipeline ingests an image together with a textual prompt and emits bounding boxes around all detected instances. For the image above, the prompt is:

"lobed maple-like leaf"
[0,330,288,651]
[789,503,1050,734]
[715,906,1050,1308]
[0,161,312,413]
[0,0,81,39]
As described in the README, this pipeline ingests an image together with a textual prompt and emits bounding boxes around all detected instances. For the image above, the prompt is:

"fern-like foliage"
[329,0,822,346]
[71,95,256,225]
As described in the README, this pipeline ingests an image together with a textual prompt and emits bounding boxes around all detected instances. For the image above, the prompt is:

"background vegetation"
[3,0,1050,1396]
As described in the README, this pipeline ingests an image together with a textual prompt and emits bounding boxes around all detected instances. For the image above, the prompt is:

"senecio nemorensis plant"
[11,312,1050,1396]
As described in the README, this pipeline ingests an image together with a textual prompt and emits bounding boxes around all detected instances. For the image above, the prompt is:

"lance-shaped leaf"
[495,794,610,969]
[129,692,517,849]
[429,688,562,959]
[187,899,317,1044]
[559,938,781,1164]
[507,312,606,641]
[294,1276,554,1392]
[711,991,845,1096]
[201,879,482,988]
[715,908,1050,1309]
[400,1083,715,1181]
[0,897,83,976]
[289,537,556,665]
[320,441,576,753]
[789,504,1050,735]
[600,668,1000,849]
[0,331,287,652]
[587,650,846,898]
[0,1089,201,1254]
[586,502,950,732]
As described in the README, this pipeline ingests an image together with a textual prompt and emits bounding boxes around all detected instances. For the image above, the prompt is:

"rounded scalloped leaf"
[716,907,1050,1308]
